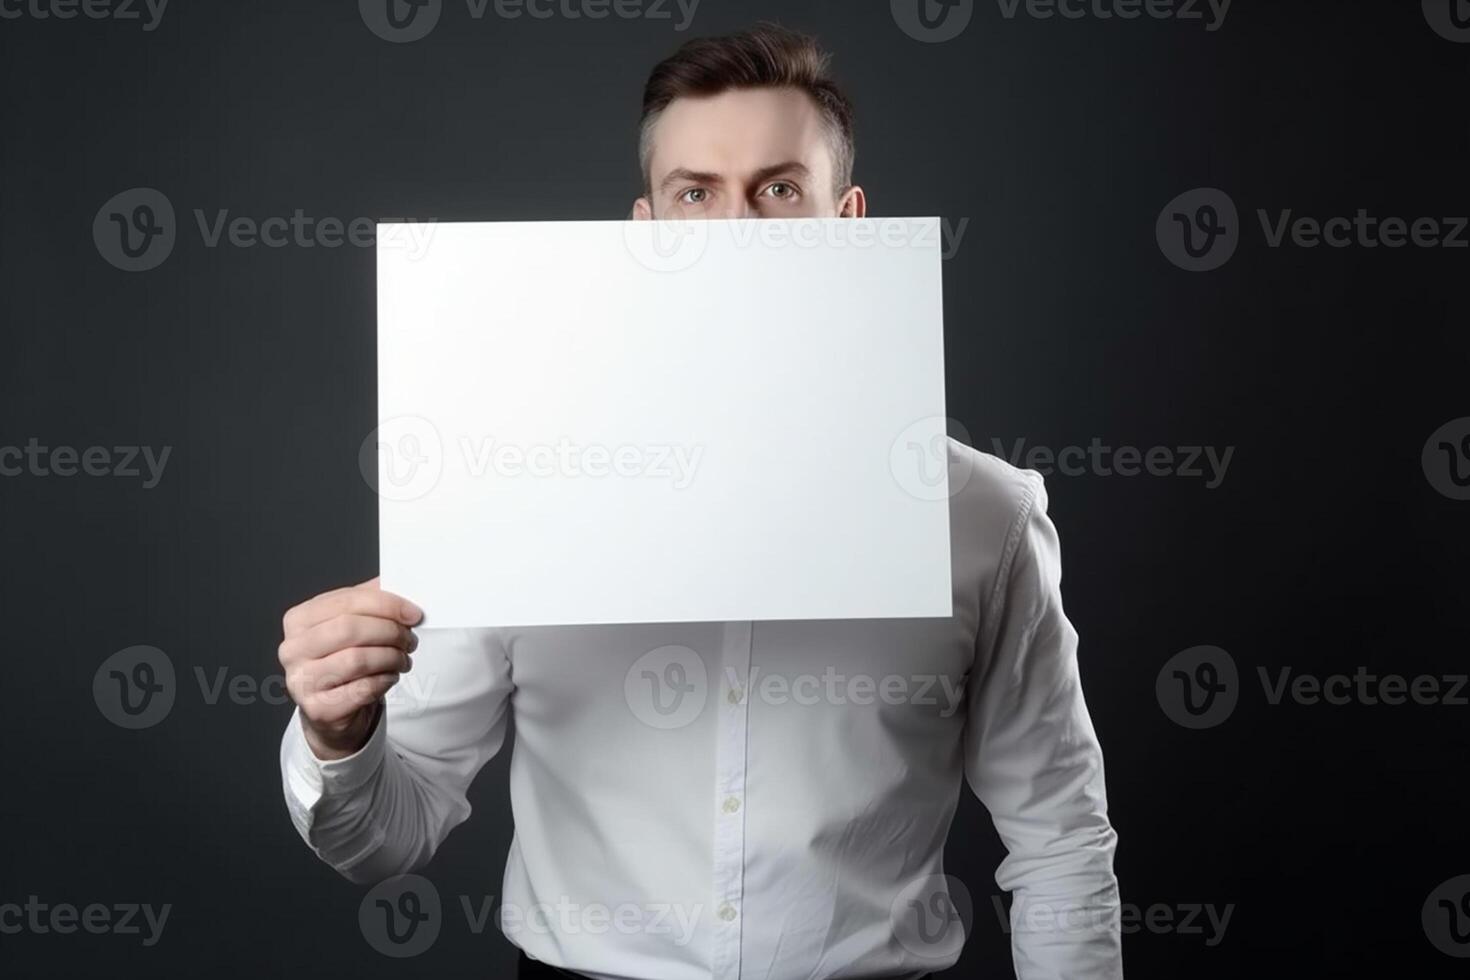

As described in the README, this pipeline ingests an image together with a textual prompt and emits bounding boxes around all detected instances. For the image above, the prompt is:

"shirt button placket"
[710,621,752,980]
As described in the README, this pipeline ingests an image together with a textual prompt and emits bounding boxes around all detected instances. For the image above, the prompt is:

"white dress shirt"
[279,442,1122,979]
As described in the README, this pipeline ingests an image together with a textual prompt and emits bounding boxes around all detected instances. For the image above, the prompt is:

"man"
[278,24,1122,980]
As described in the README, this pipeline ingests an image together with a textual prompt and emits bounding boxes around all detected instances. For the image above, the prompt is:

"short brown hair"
[638,24,856,198]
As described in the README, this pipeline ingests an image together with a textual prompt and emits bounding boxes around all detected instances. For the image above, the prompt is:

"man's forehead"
[647,87,834,184]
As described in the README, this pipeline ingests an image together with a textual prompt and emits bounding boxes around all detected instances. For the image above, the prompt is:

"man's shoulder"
[947,437,1047,528]
[945,437,1053,594]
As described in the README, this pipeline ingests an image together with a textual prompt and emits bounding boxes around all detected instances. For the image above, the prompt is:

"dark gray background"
[1,0,1467,976]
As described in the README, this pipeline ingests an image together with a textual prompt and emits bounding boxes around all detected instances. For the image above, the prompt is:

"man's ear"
[837,185,867,219]
[631,197,653,221]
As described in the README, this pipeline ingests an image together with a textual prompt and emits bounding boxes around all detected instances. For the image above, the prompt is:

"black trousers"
[516,949,585,978]
[516,950,934,979]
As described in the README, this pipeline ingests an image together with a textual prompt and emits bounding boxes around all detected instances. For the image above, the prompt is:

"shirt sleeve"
[963,473,1123,979]
[278,626,514,884]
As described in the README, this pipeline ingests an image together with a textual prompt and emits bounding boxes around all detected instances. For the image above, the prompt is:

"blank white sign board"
[374,218,950,627]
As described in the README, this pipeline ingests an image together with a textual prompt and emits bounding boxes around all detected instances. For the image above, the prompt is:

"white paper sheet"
[372,218,951,627]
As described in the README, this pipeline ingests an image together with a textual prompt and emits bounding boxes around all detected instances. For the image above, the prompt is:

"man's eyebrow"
[659,168,722,192]
[749,161,811,184]
[657,162,814,194]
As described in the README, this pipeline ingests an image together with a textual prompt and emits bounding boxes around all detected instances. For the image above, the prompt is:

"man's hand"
[278,577,424,761]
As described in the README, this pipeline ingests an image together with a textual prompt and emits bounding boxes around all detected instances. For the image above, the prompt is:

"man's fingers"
[282,587,423,637]
[279,579,424,743]
[294,652,406,706]
[308,645,413,688]
[280,614,417,665]
[299,673,400,725]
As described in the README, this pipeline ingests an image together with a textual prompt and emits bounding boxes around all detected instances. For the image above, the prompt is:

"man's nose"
[707,199,757,220]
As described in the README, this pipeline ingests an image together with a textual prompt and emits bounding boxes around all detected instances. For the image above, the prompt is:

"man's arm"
[963,473,1122,979]
[279,603,514,884]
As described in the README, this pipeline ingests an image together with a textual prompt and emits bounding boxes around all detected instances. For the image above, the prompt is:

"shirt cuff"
[280,704,389,814]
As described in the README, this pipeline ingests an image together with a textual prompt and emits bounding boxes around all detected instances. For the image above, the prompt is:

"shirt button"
[718,903,738,922]
[726,687,743,704]
[722,796,741,814]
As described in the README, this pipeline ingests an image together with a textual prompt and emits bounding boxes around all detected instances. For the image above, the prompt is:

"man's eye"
[679,188,709,205]
[762,182,799,200]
